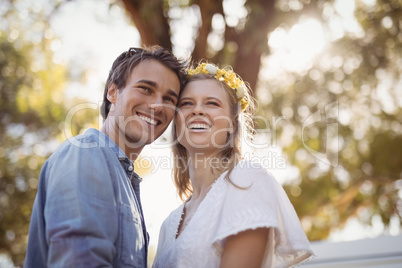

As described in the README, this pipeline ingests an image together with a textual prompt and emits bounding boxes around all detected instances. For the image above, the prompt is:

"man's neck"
[100,120,144,162]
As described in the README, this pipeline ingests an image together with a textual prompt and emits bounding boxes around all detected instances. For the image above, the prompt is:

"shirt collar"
[84,129,143,183]
[85,128,128,160]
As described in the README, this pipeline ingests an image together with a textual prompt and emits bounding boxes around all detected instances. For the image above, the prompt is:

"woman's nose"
[192,103,204,115]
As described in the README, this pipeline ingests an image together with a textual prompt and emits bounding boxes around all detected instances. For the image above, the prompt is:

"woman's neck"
[187,152,222,201]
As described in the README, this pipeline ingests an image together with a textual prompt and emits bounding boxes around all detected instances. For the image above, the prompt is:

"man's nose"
[148,95,164,112]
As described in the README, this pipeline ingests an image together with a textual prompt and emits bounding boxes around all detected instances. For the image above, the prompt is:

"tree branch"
[191,0,224,61]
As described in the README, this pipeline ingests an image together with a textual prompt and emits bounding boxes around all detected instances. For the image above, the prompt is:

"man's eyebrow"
[136,79,178,99]
[167,89,179,100]
[136,79,157,87]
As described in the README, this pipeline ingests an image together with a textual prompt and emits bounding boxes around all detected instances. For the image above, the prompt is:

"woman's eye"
[207,101,219,106]
[179,101,192,107]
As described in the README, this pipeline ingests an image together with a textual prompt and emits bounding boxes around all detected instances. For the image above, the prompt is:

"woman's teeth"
[188,123,209,129]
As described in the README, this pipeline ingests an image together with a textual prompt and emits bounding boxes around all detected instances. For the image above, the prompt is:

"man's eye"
[164,96,176,104]
[139,86,150,92]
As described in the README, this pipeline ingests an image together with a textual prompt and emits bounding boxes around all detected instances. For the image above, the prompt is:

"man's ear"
[107,83,118,104]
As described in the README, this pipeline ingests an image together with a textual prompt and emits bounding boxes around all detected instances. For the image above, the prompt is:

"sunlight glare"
[334,0,355,18]
[51,0,140,102]
[288,20,325,60]
[361,0,376,7]
[170,5,199,58]
[267,18,326,74]
[332,0,364,38]
[223,0,247,28]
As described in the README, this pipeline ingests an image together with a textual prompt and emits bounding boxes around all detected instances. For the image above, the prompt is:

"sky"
[36,0,400,259]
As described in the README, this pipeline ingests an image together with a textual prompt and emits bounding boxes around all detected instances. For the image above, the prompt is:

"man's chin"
[124,134,162,148]
[121,133,147,148]
[121,124,168,147]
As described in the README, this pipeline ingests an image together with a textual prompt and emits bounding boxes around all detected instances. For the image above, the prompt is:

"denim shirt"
[24,128,148,267]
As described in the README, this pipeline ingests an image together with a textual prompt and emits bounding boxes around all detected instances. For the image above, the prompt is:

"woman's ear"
[107,83,118,104]
[228,117,238,134]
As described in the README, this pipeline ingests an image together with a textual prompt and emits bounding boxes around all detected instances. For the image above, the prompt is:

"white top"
[153,160,314,268]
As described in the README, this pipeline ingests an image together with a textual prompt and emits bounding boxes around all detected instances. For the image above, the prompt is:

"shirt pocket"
[119,203,145,266]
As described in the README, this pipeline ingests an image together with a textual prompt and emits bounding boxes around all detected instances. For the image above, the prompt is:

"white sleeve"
[212,161,314,267]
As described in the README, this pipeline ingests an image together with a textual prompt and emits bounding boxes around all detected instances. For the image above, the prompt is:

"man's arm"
[44,144,119,267]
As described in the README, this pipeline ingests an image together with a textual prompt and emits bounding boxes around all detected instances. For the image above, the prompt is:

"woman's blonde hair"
[172,65,256,200]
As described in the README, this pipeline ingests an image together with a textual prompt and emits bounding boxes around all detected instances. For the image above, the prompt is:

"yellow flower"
[187,62,249,112]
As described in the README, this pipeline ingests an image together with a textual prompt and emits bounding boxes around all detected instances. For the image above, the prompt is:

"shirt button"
[128,165,133,171]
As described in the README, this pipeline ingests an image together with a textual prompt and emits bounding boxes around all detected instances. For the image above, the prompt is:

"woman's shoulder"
[229,159,278,188]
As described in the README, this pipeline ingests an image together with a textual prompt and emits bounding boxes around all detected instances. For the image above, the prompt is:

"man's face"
[107,59,181,148]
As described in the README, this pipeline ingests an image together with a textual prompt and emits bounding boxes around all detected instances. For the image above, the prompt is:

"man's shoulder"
[50,129,115,160]
[65,128,105,146]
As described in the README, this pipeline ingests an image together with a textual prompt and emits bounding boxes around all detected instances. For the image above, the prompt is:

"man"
[24,46,186,267]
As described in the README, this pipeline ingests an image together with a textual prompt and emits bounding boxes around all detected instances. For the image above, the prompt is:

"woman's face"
[175,79,235,154]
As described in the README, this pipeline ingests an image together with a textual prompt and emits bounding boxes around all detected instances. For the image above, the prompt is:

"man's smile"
[137,112,160,126]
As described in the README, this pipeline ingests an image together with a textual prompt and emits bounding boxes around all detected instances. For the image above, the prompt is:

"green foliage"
[0,32,68,265]
[260,0,402,240]
[0,31,101,266]
[0,1,99,265]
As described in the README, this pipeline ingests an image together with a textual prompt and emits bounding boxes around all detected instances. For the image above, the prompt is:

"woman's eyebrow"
[179,96,192,102]
[179,96,222,102]
[206,96,222,103]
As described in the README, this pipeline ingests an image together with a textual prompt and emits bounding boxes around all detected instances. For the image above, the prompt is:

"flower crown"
[187,63,250,111]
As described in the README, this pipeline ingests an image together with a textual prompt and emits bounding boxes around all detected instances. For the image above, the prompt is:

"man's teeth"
[139,115,157,125]
[188,123,209,129]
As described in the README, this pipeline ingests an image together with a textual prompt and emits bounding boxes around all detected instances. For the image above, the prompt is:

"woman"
[153,62,314,268]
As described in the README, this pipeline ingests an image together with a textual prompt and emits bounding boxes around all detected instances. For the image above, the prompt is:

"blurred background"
[0,0,401,266]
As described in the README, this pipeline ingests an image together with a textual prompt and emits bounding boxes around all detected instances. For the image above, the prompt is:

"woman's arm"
[220,227,269,268]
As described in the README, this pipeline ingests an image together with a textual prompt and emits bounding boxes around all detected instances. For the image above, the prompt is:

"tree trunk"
[233,0,275,96]
[120,0,172,50]
[120,0,276,94]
